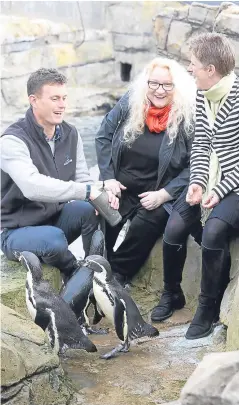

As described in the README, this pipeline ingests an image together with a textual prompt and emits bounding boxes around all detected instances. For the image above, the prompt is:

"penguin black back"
[17,251,97,354]
[61,230,105,321]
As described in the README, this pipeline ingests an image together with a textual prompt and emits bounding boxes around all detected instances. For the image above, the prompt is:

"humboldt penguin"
[83,254,159,359]
[60,229,107,334]
[16,251,97,354]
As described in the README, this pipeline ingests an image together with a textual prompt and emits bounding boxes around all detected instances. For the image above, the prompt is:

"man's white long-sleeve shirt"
[0,131,93,203]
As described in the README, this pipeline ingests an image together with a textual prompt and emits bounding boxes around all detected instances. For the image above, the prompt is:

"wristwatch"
[85,184,91,201]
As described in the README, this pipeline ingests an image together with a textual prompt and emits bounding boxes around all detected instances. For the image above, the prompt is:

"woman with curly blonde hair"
[96,57,202,320]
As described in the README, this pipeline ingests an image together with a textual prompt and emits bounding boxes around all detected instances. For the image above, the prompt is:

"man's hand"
[202,191,220,209]
[186,184,203,206]
[138,189,171,211]
[104,179,126,197]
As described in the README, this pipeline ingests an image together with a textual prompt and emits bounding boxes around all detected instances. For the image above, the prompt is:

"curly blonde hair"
[123,57,196,146]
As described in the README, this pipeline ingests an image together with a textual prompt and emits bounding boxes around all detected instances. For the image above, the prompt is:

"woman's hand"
[105,190,119,210]
[186,184,203,206]
[90,186,119,211]
[104,179,127,197]
[202,191,220,209]
[138,189,171,210]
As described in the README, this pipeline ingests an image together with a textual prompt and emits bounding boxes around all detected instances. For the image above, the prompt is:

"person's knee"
[72,201,99,226]
[164,213,188,245]
[46,228,68,256]
[202,219,226,249]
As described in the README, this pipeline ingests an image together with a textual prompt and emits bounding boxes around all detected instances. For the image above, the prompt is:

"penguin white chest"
[93,280,114,324]
[25,272,37,321]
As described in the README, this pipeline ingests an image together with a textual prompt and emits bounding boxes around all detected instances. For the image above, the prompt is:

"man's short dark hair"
[27,68,67,96]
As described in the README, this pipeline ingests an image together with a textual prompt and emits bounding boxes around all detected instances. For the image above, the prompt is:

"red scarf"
[145,105,171,133]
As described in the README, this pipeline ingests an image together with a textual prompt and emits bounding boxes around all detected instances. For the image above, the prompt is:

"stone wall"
[2,1,239,119]
[153,1,239,72]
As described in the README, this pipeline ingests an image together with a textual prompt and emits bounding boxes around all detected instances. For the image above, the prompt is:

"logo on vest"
[64,155,73,166]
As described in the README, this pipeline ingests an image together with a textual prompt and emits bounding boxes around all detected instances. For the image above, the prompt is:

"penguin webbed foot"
[86,326,109,335]
[100,341,130,360]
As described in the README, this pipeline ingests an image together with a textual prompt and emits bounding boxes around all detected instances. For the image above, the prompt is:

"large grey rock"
[188,3,212,25]
[133,236,202,313]
[214,4,239,36]
[167,20,192,57]
[180,351,239,405]
[107,2,160,35]
[1,304,59,387]
[153,15,172,50]
[112,32,156,53]
[1,304,73,405]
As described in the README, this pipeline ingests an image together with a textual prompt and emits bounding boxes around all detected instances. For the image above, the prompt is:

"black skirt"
[166,188,239,230]
[208,191,239,230]
[164,187,201,227]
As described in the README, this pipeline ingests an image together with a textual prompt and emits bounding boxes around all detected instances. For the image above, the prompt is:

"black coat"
[95,93,194,202]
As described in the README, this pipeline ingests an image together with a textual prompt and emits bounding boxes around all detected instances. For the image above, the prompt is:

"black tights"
[202,217,231,250]
[164,210,203,246]
[164,210,231,251]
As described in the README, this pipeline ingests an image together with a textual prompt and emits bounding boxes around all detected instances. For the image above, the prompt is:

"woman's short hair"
[189,32,235,76]
[123,57,196,146]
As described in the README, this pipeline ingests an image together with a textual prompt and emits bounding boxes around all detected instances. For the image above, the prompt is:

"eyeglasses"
[148,81,174,92]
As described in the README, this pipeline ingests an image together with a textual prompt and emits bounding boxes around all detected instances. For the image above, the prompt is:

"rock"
[220,236,239,351]
[1,304,73,404]
[107,1,162,36]
[188,3,212,25]
[1,304,59,387]
[214,4,239,36]
[1,255,61,318]
[133,236,202,314]
[112,33,155,53]
[1,384,30,405]
[167,21,192,57]
[153,15,172,50]
[226,282,239,351]
[180,351,239,405]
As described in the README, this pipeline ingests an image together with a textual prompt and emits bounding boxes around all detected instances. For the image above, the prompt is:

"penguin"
[60,229,107,334]
[83,254,159,359]
[15,251,97,355]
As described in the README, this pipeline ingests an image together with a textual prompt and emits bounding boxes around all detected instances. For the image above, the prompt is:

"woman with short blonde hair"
[96,57,202,321]
[185,33,239,339]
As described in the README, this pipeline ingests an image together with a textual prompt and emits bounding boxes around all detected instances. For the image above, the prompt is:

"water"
[68,115,104,169]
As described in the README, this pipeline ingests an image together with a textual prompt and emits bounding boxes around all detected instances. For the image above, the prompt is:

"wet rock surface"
[62,304,225,405]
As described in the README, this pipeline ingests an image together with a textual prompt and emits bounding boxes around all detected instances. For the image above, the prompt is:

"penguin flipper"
[88,289,104,325]
[113,297,125,342]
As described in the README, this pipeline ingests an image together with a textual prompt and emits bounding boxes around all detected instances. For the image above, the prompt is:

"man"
[1,68,118,284]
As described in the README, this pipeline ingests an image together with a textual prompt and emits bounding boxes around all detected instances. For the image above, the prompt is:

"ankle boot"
[151,240,186,322]
[186,246,225,340]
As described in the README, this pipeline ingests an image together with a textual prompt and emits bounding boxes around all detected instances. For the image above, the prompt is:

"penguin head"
[84,254,112,282]
[16,251,43,282]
